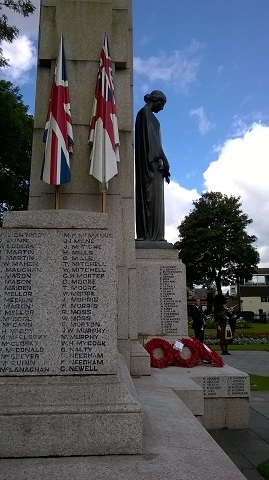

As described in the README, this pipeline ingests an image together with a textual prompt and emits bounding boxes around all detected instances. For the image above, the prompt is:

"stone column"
[28,0,148,372]
[0,0,145,458]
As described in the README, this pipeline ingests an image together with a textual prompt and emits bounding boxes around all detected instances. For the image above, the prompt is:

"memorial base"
[0,366,143,457]
[148,364,250,430]
[0,211,143,457]
[186,365,250,429]
[135,247,188,341]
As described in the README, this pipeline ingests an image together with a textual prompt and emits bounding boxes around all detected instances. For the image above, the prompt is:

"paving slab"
[209,351,269,480]
[1,351,268,480]
[221,350,269,376]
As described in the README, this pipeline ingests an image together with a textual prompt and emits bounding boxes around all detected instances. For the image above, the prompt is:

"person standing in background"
[215,304,234,355]
[191,298,206,343]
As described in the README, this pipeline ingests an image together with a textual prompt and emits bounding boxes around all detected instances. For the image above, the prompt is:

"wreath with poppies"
[144,338,174,368]
[144,337,224,368]
[191,338,224,367]
[173,337,200,368]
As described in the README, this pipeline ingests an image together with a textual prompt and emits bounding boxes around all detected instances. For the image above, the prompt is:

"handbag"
[225,324,232,340]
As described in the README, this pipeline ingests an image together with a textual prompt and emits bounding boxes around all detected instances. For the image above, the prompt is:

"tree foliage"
[174,191,260,294]
[0,80,33,223]
[0,0,35,67]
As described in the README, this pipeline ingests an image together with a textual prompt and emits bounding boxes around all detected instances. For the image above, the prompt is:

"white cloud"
[189,106,215,135]
[184,38,203,54]
[0,0,39,82]
[0,36,37,83]
[203,123,269,266]
[2,0,40,38]
[164,180,200,244]
[164,124,269,266]
[134,48,201,92]
[216,65,224,76]
[138,35,153,46]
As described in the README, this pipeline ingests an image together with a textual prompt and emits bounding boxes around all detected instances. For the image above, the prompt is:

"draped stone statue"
[135,90,170,241]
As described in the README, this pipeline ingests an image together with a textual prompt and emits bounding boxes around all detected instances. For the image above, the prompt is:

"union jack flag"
[88,33,120,191]
[41,35,74,185]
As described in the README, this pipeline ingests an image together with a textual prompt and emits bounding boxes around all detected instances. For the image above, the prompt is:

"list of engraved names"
[0,231,115,375]
[160,265,181,335]
[60,232,112,374]
[0,232,47,374]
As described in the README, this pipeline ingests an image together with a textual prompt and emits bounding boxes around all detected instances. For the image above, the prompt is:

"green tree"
[0,80,33,223]
[0,0,35,67]
[174,191,260,294]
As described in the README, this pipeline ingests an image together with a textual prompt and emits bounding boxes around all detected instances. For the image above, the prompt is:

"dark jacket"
[191,305,206,330]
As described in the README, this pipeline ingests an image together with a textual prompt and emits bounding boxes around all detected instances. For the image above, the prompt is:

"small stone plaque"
[198,373,249,398]
[0,229,117,376]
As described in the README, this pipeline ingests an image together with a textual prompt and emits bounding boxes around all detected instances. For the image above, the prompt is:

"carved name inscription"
[227,376,249,397]
[202,376,222,397]
[0,232,47,374]
[160,265,181,335]
[0,230,116,376]
[60,232,111,374]
[202,375,249,397]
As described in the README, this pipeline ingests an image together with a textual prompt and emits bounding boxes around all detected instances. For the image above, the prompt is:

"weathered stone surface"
[188,365,250,398]
[136,248,188,340]
[0,213,117,377]
[0,357,143,457]
[185,364,250,429]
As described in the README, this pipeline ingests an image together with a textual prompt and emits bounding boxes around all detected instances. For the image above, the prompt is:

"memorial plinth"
[187,366,250,429]
[135,246,188,342]
[0,211,142,457]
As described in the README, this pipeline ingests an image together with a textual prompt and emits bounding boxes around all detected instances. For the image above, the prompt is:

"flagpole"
[102,191,106,213]
[55,185,60,209]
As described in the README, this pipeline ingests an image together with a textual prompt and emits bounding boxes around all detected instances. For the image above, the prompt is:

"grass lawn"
[257,459,269,479]
[188,322,269,335]
[188,322,269,351]
[249,374,269,391]
[209,343,269,351]
[241,323,269,333]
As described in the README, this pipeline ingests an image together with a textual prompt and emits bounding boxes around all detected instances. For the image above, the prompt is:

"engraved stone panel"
[136,251,188,339]
[194,373,249,398]
[0,229,117,376]
[160,265,181,335]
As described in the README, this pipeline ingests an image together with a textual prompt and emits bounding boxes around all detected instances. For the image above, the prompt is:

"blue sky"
[1,0,269,265]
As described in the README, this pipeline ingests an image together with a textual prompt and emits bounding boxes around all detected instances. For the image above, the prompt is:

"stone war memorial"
[0,0,250,467]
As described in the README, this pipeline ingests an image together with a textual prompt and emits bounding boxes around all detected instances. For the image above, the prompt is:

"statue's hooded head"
[144,90,167,105]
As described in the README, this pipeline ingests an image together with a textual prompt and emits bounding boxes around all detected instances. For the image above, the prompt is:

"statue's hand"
[163,166,171,184]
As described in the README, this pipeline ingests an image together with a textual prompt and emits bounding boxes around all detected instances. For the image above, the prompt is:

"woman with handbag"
[215,305,233,355]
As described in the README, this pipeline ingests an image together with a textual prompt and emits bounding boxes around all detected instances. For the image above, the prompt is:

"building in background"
[230,268,269,318]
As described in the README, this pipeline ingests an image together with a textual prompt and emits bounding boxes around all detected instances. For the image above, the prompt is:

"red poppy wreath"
[144,338,174,368]
[173,337,200,368]
[188,337,224,367]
